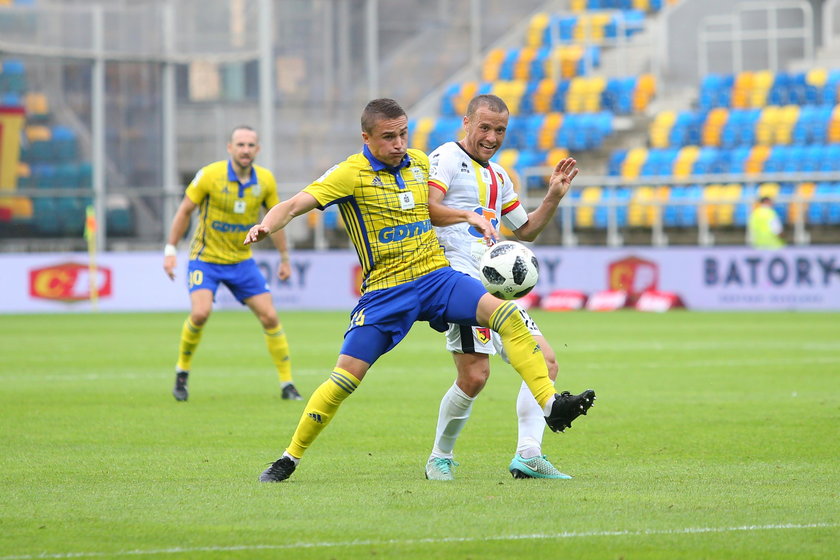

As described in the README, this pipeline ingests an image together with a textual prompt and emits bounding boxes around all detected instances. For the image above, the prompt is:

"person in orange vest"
[748,196,785,249]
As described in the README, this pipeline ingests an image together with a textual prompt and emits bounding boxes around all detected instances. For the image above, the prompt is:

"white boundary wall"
[2,246,839,314]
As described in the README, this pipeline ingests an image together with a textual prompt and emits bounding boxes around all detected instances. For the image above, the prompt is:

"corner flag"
[84,205,99,309]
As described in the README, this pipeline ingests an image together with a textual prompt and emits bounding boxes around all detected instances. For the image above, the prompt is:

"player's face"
[363,115,409,167]
[227,129,260,172]
[462,106,508,162]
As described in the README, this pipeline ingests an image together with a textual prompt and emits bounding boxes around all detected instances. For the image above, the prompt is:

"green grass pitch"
[1,310,838,559]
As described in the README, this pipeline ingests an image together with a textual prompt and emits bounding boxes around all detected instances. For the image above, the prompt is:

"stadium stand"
[0,53,133,238]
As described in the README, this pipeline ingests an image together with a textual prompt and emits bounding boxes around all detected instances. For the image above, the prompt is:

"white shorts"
[445,303,542,364]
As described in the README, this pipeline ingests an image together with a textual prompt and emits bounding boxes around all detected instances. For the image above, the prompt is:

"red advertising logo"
[608,256,658,296]
[29,262,113,301]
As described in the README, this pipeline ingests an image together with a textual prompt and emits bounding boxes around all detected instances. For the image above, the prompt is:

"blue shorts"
[341,267,486,365]
[187,258,270,304]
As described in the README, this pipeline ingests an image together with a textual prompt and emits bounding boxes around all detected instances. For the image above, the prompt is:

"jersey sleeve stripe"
[429,180,447,194]
[501,199,521,214]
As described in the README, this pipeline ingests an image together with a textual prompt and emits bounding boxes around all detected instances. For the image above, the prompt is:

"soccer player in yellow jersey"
[163,125,301,402]
[245,99,595,483]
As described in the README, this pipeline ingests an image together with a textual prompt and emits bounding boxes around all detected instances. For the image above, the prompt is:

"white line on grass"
[2,522,836,559]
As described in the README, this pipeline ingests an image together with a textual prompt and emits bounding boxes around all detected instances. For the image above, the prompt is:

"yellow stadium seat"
[532,78,557,114]
[775,104,799,145]
[745,145,771,174]
[788,182,814,223]
[703,184,723,226]
[545,147,570,166]
[576,186,602,227]
[829,106,840,143]
[701,107,729,146]
[650,110,676,148]
[496,149,519,172]
[673,146,700,177]
[716,183,741,226]
[621,147,648,179]
[628,186,653,227]
[514,48,536,81]
[526,13,549,48]
[537,113,563,151]
[454,82,478,116]
[482,49,505,82]
[731,71,754,109]
[411,117,435,153]
[757,182,780,200]
[633,74,656,112]
[806,68,827,88]
[583,76,606,112]
[24,92,50,116]
[749,70,774,107]
[25,125,51,142]
[755,106,780,145]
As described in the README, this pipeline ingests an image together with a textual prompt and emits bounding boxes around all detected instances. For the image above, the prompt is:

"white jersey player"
[424,94,583,480]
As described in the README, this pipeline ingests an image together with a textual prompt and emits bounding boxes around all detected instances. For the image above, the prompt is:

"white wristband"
[164,244,177,257]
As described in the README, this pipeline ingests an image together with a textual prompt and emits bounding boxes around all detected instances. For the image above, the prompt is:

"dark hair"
[361,98,406,133]
[230,125,257,142]
[466,94,508,118]
[759,196,772,204]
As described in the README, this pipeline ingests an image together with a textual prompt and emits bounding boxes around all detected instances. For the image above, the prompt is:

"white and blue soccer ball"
[479,240,539,300]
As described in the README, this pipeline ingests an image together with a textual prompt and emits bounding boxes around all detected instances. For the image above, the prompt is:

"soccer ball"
[479,241,539,300]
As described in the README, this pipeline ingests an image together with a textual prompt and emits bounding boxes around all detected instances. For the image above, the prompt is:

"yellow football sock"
[176,318,203,371]
[489,301,555,408]
[286,368,359,458]
[264,324,292,383]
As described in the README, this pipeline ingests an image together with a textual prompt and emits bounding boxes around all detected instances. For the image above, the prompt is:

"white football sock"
[517,381,545,459]
[430,382,474,460]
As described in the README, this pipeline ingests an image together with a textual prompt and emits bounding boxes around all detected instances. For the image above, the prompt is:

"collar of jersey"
[455,141,489,168]
[363,145,410,174]
[227,160,258,198]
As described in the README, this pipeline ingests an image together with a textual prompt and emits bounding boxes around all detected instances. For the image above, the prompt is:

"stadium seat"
[649,110,675,148]
[787,181,814,224]
[576,185,602,227]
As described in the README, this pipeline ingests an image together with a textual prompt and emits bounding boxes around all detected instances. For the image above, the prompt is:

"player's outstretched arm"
[245,191,319,245]
[514,157,578,242]
[163,196,197,280]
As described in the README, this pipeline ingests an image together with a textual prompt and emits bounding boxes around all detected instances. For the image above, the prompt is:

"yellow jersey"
[185,160,280,264]
[304,146,449,292]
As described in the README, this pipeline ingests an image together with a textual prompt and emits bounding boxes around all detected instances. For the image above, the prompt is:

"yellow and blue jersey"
[185,160,280,264]
[304,146,449,293]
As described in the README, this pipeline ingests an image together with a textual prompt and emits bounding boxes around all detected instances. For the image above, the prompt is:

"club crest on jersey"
[412,166,425,183]
[481,168,491,181]
[251,183,261,196]
[475,327,491,344]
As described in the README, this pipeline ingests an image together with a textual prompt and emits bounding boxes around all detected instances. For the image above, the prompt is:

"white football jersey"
[428,141,529,276]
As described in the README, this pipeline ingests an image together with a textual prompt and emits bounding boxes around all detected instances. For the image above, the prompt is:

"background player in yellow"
[163,125,301,402]
[244,98,595,483]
